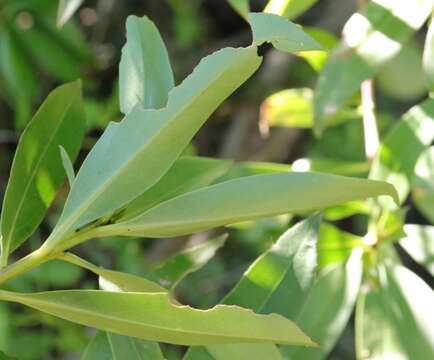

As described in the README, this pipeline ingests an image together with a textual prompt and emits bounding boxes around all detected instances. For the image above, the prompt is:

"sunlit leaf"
[57,0,85,27]
[109,172,397,238]
[0,290,315,346]
[0,81,85,264]
[281,249,363,359]
[423,16,434,92]
[314,0,434,135]
[264,0,319,20]
[400,224,434,276]
[228,0,250,19]
[148,234,227,290]
[249,12,322,53]
[412,147,434,222]
[185,214,321,359]
[119,15,174,113]
[44,46,262,249]
[370,99,434,209]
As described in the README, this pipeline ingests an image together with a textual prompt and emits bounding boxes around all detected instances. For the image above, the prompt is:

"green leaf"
[217,161,292,182]
[264,0,319,20]
[281,249,363,359]
[248,12,322,52]
[59,146,75,187]
[291,158,369,176]
[400,224,434,276]
[314,0,434,135]
[57,0,85,27]
[119,15,174,113]
[317,223,363,267]
[58,253,166,293]
[423,16,434,92]
[227,0,250,19]
[0,81,86,264]
[185,214,321,359]
[370,99,434,209]
[82,331,165,360]
[148,234,227,290]
[0,290,315,346]
[45,46,262,249]
[110,172,398,238]
[412,146,434,222]
[259,88,360,131]
[120,156,232,221]
[357,264,434,359]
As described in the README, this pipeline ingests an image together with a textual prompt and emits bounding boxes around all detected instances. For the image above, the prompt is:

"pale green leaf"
[45,46,262,249]
[228,0,250,19]
[120,156,232,221]
[58,252,166,293]
[217,161,292,182]
[423,16,434,92]
[0,81,85,264]
[412,147,434,222]
[249,12,322,53]
[109,172,397,238]
[185,214,321,359]
[370,99,434,209]
[59,145,75,187]
[314,0,434,135]
[0,290,315,346]
[281,249,363,359]
[291,158,369,176]
[119,15,174,113]
[57,0,85,27]
[82,331,165,360]
[148,234,227,290]
[400,224,434,276]
[264,0,318,20]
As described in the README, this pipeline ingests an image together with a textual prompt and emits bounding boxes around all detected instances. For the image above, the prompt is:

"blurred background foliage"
[0,0,433,359]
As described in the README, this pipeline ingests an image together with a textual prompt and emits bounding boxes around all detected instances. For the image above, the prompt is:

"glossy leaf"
[120,157,232,221]
[110,172,398,238]
[412,147,434,222]
[82,331,165,360]
[228,0,250,19]
[281,249,363,359]
[45,46,262,248]
[370,99,434,209]
[57,0,85,27]
[58,253,166,293]
[148,234,227,290]
[314,0,434,135]
[264,0,318,20]
[423,16,434,92]
[249,12,322,53]
[0,290,315,346]
[119,15,174,113]
[400,225,434,276]
[0,81,85,263]
[185,214,321,359]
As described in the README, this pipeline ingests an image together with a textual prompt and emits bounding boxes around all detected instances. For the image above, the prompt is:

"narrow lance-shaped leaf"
[120,156,232,221]
[185,214,321,360]
[147,234,227,290]
[281,249,363,360]
[109,172,398,238]
[423,16,434,92]
[82,331,165,360]
[412,146,434,222]
[227,0,250,19]
[119,15,174,113]
[370,99,434,209]
[264,0,319,20]
[59,146,75,187]
[44,46,262,249]
[399,225,434,277]
[0,290,315,347]
[249,12,322,53]
[57,0,85,27]
[314,0,434,135]
[0,81,85,264]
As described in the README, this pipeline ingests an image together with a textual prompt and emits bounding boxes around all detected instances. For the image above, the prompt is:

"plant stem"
[361,79,380,160]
